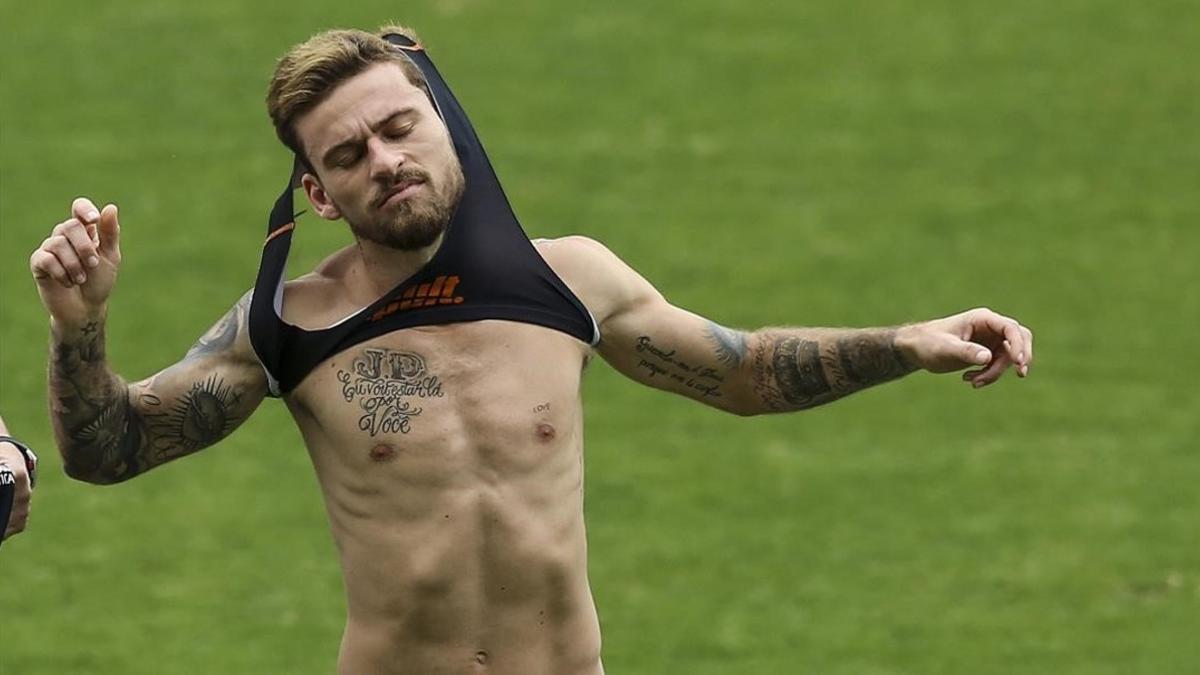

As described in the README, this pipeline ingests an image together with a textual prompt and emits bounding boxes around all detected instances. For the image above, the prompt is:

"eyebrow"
[320,108,417,167]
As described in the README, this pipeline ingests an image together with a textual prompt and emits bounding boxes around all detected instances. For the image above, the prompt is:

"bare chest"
[285,321,589,484]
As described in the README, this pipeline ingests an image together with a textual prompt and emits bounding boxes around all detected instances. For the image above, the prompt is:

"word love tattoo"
[337,348,445,436]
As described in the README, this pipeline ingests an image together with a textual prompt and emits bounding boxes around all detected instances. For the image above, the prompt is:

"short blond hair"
[266,24,431,160]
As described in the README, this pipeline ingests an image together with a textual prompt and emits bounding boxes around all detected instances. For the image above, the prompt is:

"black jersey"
[248,34,599,397]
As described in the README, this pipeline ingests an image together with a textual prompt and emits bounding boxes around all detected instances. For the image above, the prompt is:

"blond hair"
[266,24,431,161]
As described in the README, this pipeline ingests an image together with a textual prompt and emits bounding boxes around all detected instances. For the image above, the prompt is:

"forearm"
[47,314,144,483]
[741,326,917,414]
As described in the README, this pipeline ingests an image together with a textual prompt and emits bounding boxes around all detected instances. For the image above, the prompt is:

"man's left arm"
[555,238,1034,416]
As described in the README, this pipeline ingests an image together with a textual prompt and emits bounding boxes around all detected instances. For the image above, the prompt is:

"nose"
[366,137,406,181]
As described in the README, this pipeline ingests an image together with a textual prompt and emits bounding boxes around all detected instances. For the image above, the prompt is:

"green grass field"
[2,1,1197,673]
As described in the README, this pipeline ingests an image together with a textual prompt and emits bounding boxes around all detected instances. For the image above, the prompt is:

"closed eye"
[320,109,418,170]
[330,147,363,168]
[383,122,416,141]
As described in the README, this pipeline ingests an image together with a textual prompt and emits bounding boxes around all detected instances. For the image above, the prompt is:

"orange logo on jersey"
[371,275,464,321]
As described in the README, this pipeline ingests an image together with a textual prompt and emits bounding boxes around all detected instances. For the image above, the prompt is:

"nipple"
[535,423,556,442]
[369,443,397,462]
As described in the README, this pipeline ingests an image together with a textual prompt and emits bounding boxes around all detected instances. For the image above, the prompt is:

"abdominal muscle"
[284,322,604,675]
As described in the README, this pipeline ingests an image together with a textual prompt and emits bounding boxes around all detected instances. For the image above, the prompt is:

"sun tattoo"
[153,374,242,455]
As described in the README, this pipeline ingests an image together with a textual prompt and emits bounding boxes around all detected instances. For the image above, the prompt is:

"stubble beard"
[349,164,465,251]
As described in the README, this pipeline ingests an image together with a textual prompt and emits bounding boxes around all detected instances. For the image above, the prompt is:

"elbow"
[54,435,141,485]
[61,461,129,486]
[732,406,762,418]
[731,405,774,418]
[720,389,804,418]
[721,394,766,418]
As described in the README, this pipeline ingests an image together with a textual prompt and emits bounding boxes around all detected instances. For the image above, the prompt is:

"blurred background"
[1,0,1197,673]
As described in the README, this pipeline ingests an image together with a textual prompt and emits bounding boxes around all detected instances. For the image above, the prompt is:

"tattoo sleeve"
[705,321,748,368]
[749,328,917,413]
[48,294,264,484]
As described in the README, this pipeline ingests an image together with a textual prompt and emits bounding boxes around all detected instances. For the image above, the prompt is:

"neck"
[347,234,445,301]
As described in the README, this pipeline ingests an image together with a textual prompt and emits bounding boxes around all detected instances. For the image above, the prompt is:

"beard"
[345,164,465,251]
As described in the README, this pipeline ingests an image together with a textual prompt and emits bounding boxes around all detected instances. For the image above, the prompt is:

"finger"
[980,311,1027,366]
[53,218,101,270]
[97,203,121,260]
[969,351,1013,388]
[954,337,992,367]
[44,232,89,284]
[72,197,102,225]
[30,248,74,286]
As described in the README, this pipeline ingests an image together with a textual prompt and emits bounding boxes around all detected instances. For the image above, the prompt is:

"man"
[29,25,1033,675]
[1,413,37,545]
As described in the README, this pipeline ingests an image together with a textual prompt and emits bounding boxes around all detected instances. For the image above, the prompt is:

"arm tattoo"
[751,337,787,412]
[751,328,916,412]
[772,337,831,406]
[50,321,144,482]
[633,336,724,399]
[836,335,913,383]
[49,296,255,483]
[185,303,241,358]
[151,375,241,456]
[705,321,748,368]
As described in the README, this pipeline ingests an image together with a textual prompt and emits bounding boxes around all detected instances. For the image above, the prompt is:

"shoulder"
[278,246,357,327]
[186,288,259,365]
[532,235,619,275]
[533,236,665,325]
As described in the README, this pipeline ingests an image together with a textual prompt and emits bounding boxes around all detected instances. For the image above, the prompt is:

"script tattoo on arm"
[49,295,261,484]
[633,335,726,399]
[750,328,916,412]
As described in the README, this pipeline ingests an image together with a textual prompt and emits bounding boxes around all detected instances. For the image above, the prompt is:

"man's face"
[296,62,465,250]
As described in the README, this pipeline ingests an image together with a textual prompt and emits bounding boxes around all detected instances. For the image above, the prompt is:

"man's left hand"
[896,308,1035,388]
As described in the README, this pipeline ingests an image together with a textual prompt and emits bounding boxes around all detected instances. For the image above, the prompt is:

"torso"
[279,240,607,675]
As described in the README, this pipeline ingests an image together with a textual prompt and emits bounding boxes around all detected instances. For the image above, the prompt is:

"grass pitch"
[1,1,1197,673]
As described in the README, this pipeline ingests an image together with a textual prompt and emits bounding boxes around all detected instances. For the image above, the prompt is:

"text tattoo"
[337,348,445,436]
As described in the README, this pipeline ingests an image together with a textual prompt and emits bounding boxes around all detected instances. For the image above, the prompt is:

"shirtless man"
[30,26,1034,675]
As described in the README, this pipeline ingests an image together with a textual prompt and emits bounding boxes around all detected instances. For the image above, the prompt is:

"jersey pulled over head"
[249,32,598,396]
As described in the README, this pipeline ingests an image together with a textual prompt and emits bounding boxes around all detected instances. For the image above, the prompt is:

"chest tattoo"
[336,348,446,436]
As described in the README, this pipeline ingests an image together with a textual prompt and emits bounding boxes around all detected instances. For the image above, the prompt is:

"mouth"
[376,179,425,208]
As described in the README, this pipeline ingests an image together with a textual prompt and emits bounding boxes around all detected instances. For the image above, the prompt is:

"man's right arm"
[32,197,267,484]
[49,294,267,484]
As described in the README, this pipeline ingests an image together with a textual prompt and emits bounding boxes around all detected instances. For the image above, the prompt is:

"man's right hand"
[29,198,123,328]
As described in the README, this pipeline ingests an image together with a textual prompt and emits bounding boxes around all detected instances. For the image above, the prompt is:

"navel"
[369,443,397,462]
[474,650,489,665]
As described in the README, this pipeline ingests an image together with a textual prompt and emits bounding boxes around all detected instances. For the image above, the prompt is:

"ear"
[300,173,342,221]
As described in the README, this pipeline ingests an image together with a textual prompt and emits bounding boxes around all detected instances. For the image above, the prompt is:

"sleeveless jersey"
[248,34,600,397]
